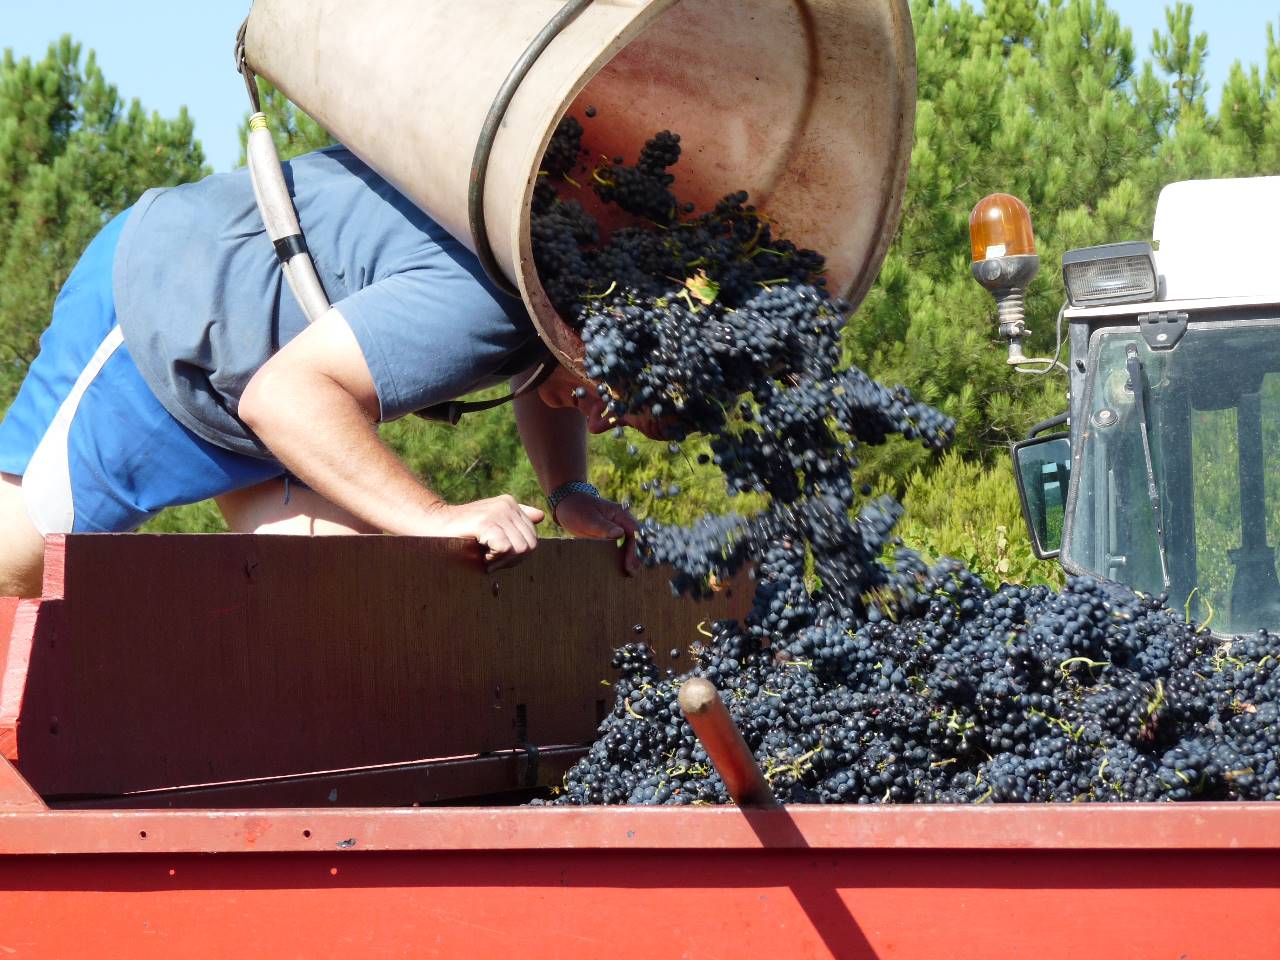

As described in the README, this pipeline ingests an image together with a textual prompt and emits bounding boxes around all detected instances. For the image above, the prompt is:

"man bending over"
[0,145,654,596]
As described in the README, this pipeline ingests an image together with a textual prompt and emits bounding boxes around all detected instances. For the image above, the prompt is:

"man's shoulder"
[292,145,408,199]
[292,146,453,247]
[289,143,360,171]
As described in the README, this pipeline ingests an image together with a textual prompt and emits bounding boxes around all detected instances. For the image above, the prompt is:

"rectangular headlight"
[1062,241,1158,307]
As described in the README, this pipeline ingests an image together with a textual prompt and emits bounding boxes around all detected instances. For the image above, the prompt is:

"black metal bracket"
[1139,311,1188,351]
[515,741,541,789]
[512,704,539,788]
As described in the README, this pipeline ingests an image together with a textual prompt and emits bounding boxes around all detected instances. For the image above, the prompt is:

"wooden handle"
[678,678,778,808]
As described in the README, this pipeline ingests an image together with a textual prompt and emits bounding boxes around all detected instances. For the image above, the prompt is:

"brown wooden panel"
[14,535,748,798]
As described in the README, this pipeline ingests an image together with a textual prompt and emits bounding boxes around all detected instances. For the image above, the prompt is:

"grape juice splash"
[529,116,1280,805]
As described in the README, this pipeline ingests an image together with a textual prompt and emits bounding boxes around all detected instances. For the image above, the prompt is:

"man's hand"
[554,493,641,575]
[420,495,545,571]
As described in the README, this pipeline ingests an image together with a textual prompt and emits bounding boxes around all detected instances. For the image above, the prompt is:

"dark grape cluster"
[548,574,1280,806]
[593,129,682,223]
[540,115,584,180]
[529,114,1280,806]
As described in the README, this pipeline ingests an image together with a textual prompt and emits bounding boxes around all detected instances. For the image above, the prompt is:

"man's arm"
[512,378,588,496]
[239,308,543,568]
[513,374,640,573]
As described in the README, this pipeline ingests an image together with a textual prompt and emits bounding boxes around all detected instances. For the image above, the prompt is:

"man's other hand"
[421,495,544,571]
[554,494,641,576]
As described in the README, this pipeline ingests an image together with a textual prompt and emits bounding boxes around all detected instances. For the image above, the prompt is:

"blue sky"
[4,1,1277,173]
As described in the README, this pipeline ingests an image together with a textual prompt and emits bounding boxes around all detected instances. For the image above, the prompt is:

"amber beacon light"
[970,194,1040,365]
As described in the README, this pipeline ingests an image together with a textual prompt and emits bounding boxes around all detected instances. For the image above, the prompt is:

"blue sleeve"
[333,265,533,422]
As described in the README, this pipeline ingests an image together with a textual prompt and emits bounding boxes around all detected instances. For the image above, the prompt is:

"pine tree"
[1151,3,1209,122]
[0,36,207,406]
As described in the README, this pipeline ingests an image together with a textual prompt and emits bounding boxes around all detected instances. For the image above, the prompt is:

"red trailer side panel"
[0,805,1277,959]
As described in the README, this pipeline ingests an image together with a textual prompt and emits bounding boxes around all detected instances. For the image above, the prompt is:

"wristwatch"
[548,480,600,523]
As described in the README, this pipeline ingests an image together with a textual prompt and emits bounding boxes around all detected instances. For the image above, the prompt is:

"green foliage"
[381,399,541,510]
[1151,3,1210,120]
[382,406,761,536]
[142,501,227,534]
[854,0,1280,492]
[0,36,207,407]
[895,452,1064,589]
[590,432,766,527]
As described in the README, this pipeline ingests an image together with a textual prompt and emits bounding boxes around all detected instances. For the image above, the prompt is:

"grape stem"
[580,280,618,300]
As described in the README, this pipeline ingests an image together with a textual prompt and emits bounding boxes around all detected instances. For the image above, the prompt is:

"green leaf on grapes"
[684,270,720,305]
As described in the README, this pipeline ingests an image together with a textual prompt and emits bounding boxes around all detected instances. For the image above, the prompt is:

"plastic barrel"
[243,0,915,373]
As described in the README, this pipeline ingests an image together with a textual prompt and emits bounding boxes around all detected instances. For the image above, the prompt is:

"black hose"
[468,0,595,298]
[234,18,262,115]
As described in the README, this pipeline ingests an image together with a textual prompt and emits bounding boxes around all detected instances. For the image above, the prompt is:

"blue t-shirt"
[113,146,540,459]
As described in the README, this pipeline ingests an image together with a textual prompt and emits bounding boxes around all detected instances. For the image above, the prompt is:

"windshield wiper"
[1125,344,1171,592]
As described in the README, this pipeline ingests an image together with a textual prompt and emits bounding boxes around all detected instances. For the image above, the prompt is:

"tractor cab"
[978,178,1280,635]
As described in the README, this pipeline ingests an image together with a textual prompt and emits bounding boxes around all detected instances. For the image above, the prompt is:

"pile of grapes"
[529,115,1280,805]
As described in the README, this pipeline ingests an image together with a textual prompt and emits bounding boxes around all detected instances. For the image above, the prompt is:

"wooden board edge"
[41,535,67,600]
[0,599,45,761]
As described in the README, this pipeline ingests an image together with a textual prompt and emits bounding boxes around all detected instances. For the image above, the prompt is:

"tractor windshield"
[1064,320,1280,635]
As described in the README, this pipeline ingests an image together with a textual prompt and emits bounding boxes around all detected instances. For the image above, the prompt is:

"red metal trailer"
[1,536,1278,959]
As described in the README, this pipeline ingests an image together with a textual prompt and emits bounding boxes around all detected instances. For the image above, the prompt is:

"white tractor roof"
[1154,176,1280,302]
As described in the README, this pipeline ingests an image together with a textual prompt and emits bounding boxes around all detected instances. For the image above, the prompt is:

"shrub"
[895,451,1063,589]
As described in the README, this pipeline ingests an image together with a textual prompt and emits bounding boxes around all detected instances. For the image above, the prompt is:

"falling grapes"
[528,114,1280,806]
